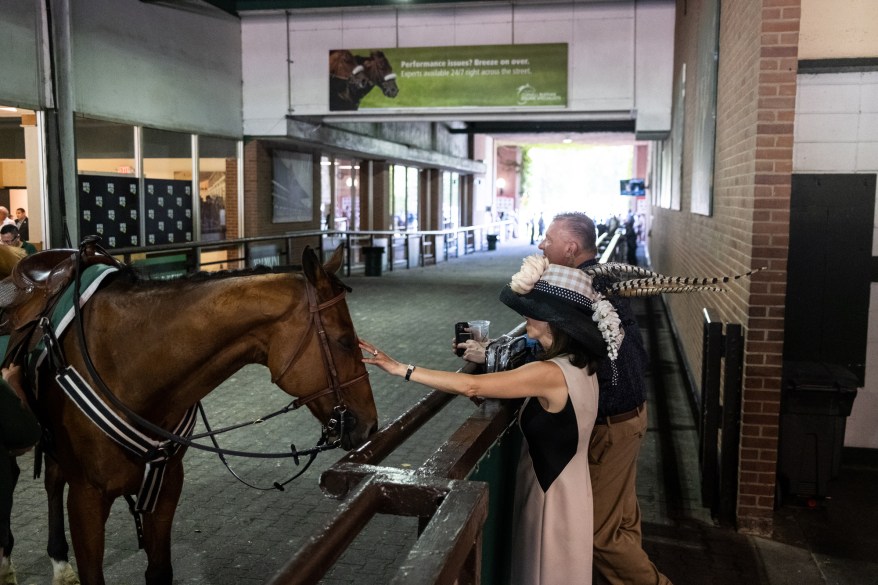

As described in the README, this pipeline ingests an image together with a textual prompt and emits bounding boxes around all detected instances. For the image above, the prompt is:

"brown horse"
[328,50,398,111]
[29,245,377,585]
[329,49,371,111]
[359,50,399,100]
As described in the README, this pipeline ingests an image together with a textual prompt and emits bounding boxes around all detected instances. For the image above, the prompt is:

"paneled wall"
[241,1,675,137]
[0,0,44,110]
[71,0,243,137]
[793,70,878,450]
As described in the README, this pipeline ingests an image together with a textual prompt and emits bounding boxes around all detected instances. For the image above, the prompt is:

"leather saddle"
[0,239,121,333]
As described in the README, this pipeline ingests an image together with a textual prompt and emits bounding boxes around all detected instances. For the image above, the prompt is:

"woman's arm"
[359,339,569,412]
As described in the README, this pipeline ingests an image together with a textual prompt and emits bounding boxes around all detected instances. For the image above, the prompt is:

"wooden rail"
[265,354,519,585]
[700,308,744,526]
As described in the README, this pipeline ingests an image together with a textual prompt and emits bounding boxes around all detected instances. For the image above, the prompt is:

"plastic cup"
[469,320,490,342]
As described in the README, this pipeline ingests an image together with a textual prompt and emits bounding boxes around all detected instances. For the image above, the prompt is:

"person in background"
[0,226,36,256]
[13,209,27,242]
[0,209,13,229]
[363,256,625,585]
[625,211,638,266]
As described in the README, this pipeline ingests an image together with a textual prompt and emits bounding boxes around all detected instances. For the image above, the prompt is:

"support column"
[361,160,390,231]
[45,0,77,248]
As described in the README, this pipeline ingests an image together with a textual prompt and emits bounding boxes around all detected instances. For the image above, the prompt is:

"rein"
[51,241,362,490]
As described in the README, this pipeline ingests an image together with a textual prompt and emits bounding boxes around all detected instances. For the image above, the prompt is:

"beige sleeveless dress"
[511,356,598,585]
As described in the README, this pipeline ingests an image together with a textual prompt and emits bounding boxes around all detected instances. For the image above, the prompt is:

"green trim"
[798,58,878,74]
[231,0,493,11]
[203,0,238,14]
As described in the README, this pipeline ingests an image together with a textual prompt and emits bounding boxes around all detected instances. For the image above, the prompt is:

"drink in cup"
[468,320,490,342]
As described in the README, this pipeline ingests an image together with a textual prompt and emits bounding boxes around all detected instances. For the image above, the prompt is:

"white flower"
[509,255,550,294]
[592,296,624,360]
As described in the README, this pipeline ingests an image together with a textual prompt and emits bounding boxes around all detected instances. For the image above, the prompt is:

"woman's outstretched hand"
[359,338,405,378]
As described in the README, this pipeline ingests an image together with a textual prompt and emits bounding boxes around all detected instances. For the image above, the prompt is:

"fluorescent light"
[0,107,18,112]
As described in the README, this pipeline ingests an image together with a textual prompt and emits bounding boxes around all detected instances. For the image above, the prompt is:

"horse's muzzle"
[326,407,360,447]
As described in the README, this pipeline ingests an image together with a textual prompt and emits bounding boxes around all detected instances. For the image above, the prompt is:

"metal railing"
[105,221,516,279]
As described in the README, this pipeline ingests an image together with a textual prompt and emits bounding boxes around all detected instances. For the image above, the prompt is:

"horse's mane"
[113,263,350,293]
[179,265,301,282]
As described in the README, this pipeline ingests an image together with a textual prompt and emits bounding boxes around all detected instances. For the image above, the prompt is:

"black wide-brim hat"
[500,285,609,359]
[499,259,623,359]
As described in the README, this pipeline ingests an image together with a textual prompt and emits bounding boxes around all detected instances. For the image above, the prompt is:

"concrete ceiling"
[150,0,626,17]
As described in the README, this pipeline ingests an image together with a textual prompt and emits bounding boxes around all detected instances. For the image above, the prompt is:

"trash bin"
[486,234,499,251]
[362,246,384,277]
[778,361,859,499]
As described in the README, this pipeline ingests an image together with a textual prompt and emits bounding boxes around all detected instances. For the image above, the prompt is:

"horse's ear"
[301,246,324,286]
[302,245,345,287]
[324,244,344,275]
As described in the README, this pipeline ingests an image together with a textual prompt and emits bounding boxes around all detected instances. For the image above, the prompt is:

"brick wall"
[225,157,239,240]
[739,0,800,534]
[650,0,800,535]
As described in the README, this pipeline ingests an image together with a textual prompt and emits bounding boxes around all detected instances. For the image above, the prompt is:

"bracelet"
[405,364,416,381]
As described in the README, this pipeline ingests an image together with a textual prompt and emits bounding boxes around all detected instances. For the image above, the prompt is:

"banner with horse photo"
[328,43,568,112]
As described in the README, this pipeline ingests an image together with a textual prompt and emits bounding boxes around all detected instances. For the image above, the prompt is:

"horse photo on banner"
[328,43,568,112]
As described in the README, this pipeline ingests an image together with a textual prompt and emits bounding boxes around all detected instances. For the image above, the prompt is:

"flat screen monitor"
[620,178,645,196]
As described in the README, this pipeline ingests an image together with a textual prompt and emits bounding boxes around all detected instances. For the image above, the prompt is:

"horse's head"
[330,49,370,92]
[347,65,370,92]
[365,51,398,99]
[268,246,377,450]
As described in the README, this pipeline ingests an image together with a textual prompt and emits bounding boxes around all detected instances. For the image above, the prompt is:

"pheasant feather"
[584,265,766,297]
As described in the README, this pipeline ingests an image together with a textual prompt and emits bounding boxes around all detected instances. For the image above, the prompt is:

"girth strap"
[56,366,197,512]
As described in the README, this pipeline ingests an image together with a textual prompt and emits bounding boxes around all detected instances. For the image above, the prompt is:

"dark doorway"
[784,173,875,385]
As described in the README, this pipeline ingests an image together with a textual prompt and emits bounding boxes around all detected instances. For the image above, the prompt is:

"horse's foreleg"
[141,462,184,585]
[0,453,20,584]
[66,481,111,585]
[45,458,80,584]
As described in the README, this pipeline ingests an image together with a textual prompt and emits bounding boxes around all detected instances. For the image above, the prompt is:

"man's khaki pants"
[589,405,672,585]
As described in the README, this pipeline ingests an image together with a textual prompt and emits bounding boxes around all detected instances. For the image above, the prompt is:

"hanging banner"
[328,43,568,112]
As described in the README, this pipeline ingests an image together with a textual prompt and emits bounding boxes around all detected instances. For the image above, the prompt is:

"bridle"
[266,274,369,450]
[47,240,369,491]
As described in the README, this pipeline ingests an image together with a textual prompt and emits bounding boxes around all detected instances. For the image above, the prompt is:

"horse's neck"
[351,82,375,101]
[85,273,308,409]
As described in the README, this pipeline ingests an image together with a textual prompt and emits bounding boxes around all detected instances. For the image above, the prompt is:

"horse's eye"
[336,336,355,351]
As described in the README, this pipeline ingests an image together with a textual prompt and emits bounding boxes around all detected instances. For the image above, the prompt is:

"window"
[333,158,360,231]
[143,127,193,246]
[75,117,139,248]
[390,164,419,231]
[443,171,460,229]
[75,117,240,250]
[272,150,313,223]
[199,136,236,241]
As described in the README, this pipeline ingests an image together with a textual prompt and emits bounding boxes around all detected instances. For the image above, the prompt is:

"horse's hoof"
[0,559,17,585]
[51,563,80,585]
